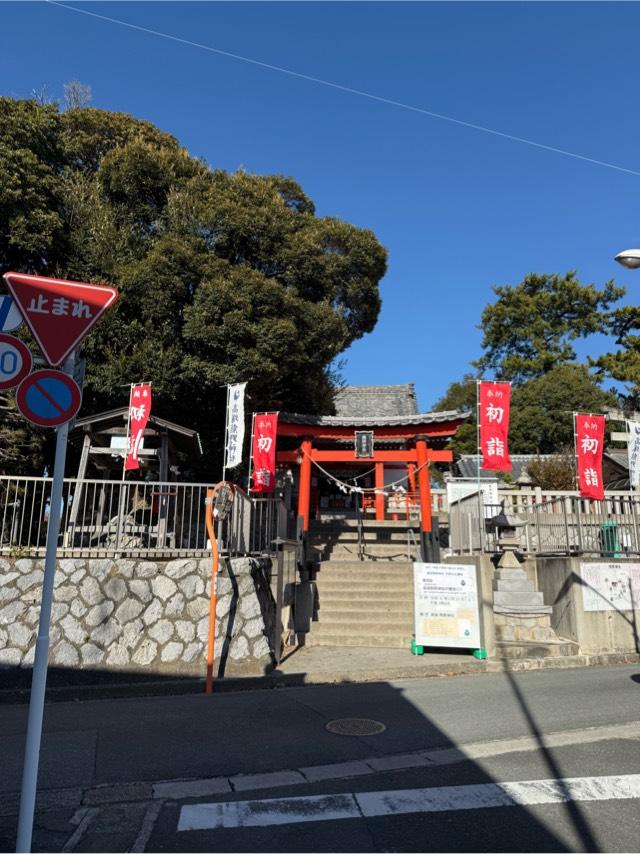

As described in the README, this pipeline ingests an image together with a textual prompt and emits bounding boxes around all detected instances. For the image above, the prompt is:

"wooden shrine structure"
[69,407,202,481]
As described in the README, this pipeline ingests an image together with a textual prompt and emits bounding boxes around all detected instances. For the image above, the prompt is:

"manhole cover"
[325,718,386,736]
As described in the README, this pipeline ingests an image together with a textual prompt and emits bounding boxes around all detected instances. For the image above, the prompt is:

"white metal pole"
[222,384,230,483]
[247,412,256,494]
[122,383,133,482]
[16,355,74,854]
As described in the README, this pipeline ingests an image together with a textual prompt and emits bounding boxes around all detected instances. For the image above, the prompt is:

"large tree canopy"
[474,272,623,384]
[0,98,387,476]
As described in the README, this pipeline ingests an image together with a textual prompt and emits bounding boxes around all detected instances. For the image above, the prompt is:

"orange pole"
[416,438,432,533]
[205,487,220,694]
[375,463,385,521]
[297,439,312,532]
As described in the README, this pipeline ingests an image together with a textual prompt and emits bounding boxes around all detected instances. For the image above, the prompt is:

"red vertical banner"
[479,381,512,471]
[124,384,152,471]
[251,413,278,493]
[575,413,605,500]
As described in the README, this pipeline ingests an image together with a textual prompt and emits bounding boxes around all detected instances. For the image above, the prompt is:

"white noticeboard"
[413,562,482,649]
[580,562,640,612]
[446,478,499,519]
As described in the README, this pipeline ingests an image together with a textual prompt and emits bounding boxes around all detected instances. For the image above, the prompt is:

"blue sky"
[3,1,640,410]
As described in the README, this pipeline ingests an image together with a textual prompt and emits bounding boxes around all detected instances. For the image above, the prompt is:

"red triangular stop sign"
[3,273,118,367]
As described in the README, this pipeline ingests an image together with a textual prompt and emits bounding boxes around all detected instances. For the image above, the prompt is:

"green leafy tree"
[0,97,387,476]
[0,99,66,274]
[432,374,478,455]
[433,365,617,460]
[474,272,624,384]
[509,364,617,453]
[592,305,640,408]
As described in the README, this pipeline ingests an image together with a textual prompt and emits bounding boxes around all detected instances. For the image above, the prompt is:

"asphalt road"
[1,664,639,852]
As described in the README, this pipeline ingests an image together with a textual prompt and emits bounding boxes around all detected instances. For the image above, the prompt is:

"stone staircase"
[306,519,418,649]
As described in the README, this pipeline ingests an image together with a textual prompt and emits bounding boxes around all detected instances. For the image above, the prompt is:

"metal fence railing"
[249,496,291,554]
[447,488,640,558]
[448,491,501,554]
[0,476,289,559]
[521,494,640,557]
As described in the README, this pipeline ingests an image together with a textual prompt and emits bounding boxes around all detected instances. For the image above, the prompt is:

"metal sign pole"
[16,354,74,854]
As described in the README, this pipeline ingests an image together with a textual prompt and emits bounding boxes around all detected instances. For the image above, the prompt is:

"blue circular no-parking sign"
[16,369,82,428]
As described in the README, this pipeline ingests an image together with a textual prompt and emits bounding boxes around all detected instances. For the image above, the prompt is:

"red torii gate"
[275,411,468,535]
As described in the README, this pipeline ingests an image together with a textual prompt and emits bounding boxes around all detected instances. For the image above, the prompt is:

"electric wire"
[47,0,640,178]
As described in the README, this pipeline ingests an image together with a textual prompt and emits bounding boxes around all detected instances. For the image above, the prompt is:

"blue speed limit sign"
[0,333,32,390]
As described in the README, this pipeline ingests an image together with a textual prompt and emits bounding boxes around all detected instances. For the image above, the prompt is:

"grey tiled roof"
[279,409,470,428]
[458,450,631,479]
[333,384,419,418]
[456,455,555,480]
[605,449,629,470]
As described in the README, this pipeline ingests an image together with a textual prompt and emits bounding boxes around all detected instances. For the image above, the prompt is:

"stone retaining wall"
[0,556,275,678]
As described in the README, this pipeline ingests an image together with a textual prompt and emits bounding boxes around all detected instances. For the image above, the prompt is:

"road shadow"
[0,663,587,853]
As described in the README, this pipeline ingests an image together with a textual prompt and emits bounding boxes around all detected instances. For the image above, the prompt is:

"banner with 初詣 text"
[575,413,605,500]
[124,383,152,471]
[479,381,512,471]
[225,383,247,470]
[251,413,278,493]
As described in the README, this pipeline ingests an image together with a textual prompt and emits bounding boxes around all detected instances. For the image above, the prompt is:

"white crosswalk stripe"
[178,773,640,831]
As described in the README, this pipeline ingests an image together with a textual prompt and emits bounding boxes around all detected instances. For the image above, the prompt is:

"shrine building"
[275,384,469,544]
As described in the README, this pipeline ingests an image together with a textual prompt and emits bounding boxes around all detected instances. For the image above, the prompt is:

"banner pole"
[247,413,256,494]
[222,384,230,484]
[476,380,481,496]
[573,412,580,494]
[16,354,74,854]
[122,383,133,482]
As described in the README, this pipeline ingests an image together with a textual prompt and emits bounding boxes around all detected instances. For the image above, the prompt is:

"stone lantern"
[487,502,527,568]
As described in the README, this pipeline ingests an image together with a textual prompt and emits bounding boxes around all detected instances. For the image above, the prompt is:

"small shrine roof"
[456,454,553,480]
[334,384,419,418]
[70,407,203,455]
[279,409,469,428]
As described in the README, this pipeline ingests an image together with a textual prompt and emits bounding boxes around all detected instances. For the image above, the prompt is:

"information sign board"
[413,562,481,649]
[580,562,640,612]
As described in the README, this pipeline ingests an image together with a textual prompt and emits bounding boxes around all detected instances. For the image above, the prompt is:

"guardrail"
[0,476,289,559]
